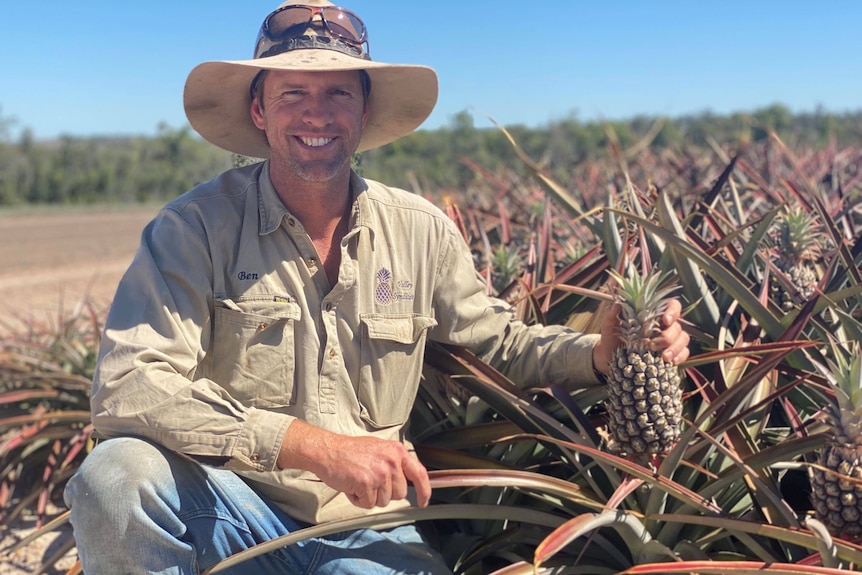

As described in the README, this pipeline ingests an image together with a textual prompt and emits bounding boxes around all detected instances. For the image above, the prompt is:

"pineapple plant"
[769,206,823,311]
[605,267,684,461]
[809,343,862,538]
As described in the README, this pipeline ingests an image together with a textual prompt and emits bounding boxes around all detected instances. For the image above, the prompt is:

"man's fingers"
[401,454,431,508]
[663,299,682,326]
[391,465,409,502]
[348,490,376,509]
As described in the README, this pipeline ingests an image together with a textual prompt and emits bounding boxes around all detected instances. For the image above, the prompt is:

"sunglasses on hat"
[254,5,368,59]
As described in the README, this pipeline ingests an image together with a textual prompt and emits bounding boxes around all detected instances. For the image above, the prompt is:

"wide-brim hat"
[183,0,438,159]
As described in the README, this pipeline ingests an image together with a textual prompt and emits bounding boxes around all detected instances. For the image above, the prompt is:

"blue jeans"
[63,437,452,574]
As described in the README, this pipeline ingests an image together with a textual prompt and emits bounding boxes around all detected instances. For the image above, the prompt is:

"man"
[64,1,690,573]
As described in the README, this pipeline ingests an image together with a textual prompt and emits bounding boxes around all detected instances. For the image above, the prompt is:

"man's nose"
[302,94,334,126]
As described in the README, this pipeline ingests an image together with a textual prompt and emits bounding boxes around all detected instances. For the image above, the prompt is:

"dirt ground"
[0,206,159,573]
[0,206,159,336]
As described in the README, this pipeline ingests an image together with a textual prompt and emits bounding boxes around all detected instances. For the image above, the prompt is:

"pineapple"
[770,206,822,311]
[809,344,862,537]
[605,268,683,461]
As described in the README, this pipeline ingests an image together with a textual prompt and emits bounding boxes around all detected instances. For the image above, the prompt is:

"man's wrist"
[592,342,609,380]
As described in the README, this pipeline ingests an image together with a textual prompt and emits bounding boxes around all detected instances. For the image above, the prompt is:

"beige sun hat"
[183,0,438,159]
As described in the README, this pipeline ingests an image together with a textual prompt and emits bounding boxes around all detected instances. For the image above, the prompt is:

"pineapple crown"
[816,342,862,444]
[774,206,822,264]
[607,267,679,347]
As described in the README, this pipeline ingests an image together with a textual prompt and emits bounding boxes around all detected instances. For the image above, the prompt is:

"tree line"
[1,104,860,207]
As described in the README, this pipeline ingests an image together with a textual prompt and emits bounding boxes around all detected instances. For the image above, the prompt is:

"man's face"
[250,69,368,184]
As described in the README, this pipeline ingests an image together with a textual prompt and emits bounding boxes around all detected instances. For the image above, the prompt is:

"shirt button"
[329,348,337,359]
[256,322,267,331]
[250,453,260,463]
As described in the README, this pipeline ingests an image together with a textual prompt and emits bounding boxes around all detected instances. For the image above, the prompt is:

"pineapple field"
[2,129,862,574]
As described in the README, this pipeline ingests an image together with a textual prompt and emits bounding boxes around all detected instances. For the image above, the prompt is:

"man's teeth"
[301,137,332,147]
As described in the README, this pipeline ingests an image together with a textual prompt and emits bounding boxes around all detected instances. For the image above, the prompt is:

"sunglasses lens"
[321,8,365,43]
[265,6,314,40]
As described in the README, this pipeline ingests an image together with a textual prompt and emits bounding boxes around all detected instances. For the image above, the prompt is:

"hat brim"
[184,49,438,159]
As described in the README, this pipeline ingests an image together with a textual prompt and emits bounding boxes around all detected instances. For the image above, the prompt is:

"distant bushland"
[1,104,860,206]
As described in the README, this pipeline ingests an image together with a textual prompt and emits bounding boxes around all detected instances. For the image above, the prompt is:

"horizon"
[9,101,860,145]
[2,1,860,141]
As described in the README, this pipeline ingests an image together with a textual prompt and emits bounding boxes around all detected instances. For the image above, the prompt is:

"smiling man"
[63,1,690,574]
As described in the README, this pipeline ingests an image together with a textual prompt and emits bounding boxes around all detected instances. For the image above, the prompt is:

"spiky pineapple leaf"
[647,513,862,566]
[203,503,567,574]
[611,209,785,338]
[620,561,856,574]
[655,189,721,330]
[533,510,674,571]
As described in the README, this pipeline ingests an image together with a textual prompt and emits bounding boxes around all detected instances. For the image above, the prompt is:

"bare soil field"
[1,206,161,572]
[0,206,160,335]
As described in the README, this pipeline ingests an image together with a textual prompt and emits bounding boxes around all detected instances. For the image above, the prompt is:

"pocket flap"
[216,298,301,326]
[360,314,437,344]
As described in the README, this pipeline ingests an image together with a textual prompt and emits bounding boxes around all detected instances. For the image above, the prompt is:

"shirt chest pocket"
[211,299,301,408]
[358,313,437,429]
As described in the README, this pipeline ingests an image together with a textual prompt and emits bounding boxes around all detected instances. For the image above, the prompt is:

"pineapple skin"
[808,345,862,538]
[810,444,862,537]
[607,346,683,458]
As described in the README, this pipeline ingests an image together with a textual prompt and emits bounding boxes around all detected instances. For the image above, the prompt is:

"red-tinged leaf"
[443,196,470,244]
[484,561,535,575]
[621,560,854,574]
[506,433,721,514]
[606,476,644,510]
[426,469,601,511]
[0,419,50,453]
[648,513,862,565]
[534,509,676,570]
[60,425,94,470]
[684,340,821,367]
[205,504,566,574]
[0,389,61,405]
[498,200,511,245]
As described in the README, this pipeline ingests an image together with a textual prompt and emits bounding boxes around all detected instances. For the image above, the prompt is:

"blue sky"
[1,1,860,141]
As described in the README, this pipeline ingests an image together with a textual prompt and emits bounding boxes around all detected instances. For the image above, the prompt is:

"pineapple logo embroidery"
[375,268,394,305]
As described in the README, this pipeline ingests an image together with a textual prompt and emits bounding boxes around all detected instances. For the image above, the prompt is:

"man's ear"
[250,97,266,130]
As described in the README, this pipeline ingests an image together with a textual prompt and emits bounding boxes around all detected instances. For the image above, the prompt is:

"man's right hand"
[277,419,431,509]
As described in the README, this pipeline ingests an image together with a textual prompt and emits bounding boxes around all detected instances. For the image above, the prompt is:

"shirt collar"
[256,161,289,235]
[256,162,378,237]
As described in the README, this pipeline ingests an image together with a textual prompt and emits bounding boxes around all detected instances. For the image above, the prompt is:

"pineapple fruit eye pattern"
[605,268,684,461]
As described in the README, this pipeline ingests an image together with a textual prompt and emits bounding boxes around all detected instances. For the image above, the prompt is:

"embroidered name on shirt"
[374,268,414,305]
[237,271,259,280]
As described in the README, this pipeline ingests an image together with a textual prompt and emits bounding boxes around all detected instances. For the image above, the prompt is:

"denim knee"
[65,436,174,515]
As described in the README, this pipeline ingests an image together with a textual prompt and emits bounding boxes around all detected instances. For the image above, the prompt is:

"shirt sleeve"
[429,219,603,390]
[90,206,291,472]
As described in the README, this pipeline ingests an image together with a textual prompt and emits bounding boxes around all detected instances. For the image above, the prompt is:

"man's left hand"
[592,299,690,376]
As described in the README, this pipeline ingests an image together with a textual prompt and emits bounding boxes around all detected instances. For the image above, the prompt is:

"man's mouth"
[299,136,333,147]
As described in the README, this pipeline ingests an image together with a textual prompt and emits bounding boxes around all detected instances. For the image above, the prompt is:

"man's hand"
[277,420,431,509]
[592,299,690,376]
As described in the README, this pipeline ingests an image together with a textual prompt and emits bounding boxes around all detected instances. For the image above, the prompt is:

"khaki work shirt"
[91,162,601,524]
